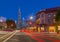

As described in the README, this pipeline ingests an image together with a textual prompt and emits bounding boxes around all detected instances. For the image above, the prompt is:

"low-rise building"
[0,16,7,30]
[36,7,60,33]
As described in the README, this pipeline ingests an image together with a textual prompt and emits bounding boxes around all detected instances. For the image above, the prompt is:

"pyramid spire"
[17,8,22,29]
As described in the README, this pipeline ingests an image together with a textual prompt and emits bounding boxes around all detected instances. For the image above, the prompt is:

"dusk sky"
[0,0,60,21]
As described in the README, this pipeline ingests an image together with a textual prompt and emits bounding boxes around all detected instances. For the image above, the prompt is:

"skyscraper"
[17,8,21,29]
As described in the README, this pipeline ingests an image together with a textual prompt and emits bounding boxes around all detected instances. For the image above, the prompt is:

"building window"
[41,14,44,17]
[48,14,51,17]
[42,20,44,24]
[48,19,51,23]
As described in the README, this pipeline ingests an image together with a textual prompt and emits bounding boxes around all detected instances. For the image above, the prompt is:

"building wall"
[36,7,60,32]
[0,22,7,30]
[36,7,60,25]
[39,12,55,25]
[47,13,54,24]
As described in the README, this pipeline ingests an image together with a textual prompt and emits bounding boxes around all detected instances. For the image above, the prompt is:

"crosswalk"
[0,31,17,42]
[4,31,60,42]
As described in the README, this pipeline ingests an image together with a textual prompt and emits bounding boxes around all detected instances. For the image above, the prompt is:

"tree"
[0,26,2,30]
[55,9,60,22]
[6,19,16,30]
[55,9,60,34]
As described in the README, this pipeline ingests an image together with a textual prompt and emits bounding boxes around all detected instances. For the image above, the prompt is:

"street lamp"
[30,16,33,20]
[29,16,33,31]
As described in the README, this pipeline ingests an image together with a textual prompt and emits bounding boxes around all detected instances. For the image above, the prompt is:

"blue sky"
[0,0,60,21]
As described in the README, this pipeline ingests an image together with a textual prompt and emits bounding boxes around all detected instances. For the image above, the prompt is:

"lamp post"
[30,16,33,20]
[29,16,33,25]
[29,16,33,31]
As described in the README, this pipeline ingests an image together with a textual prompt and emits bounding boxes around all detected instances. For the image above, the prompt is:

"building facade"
[36,7,60,32]
[0,16,7,30]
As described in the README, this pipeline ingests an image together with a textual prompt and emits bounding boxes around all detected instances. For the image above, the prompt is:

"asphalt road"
[6,32,37,42]
[25,32,60,42]
[6,32,60,42]
[0,34,5,37]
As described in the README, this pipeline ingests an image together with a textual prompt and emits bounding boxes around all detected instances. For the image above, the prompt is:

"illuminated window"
[58,26,60,30]
[41,27,44,31]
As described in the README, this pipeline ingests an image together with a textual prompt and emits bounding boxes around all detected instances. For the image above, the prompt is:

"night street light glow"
[30,16,33,20]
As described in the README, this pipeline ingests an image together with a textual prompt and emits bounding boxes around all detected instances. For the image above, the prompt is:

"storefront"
[40,27,45,32]
[49,26,56,33]
[55,23,60,34]
[57,26,60,33]
[40,24,48,32]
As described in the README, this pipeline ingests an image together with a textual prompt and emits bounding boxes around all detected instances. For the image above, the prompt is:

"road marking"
[3,31,16,42]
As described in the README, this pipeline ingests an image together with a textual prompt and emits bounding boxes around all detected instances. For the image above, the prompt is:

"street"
[4,31,60,42]
[6,32,37,42]
[24,32,60,42]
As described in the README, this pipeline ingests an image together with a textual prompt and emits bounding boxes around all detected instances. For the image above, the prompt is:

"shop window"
[50,30,54,32]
